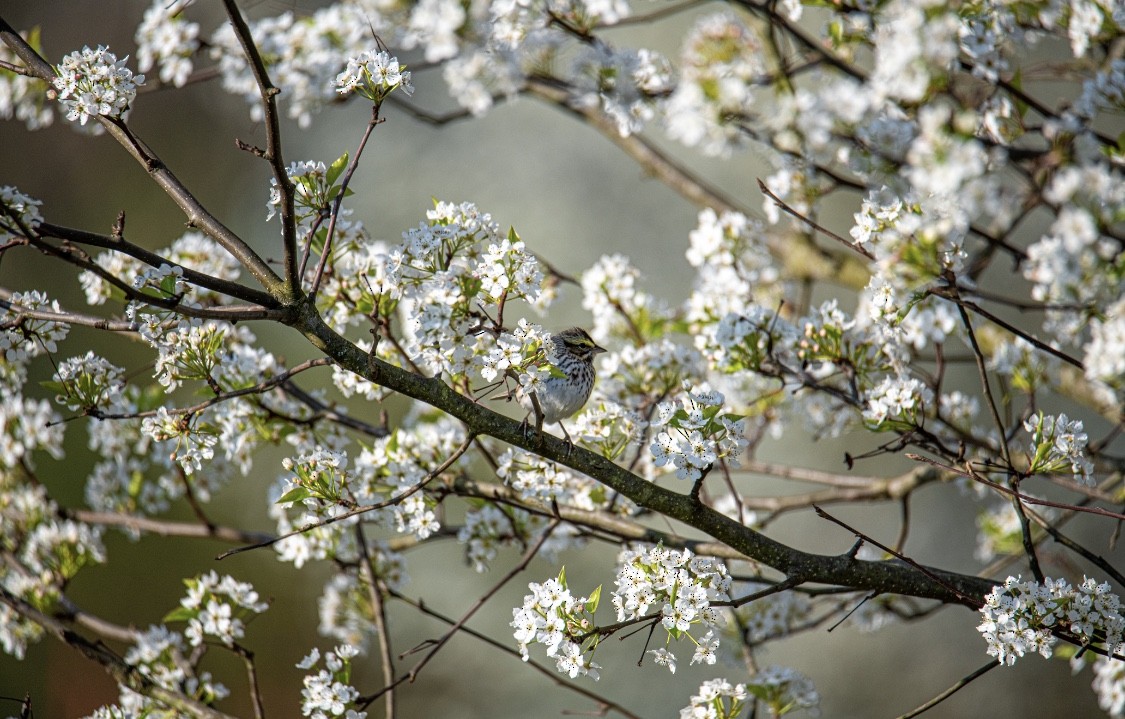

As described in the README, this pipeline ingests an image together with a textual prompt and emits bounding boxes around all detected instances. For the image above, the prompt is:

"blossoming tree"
[1,0,1123,717]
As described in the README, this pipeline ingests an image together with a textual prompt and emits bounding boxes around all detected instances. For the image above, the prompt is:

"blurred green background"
[0,1,1118,717]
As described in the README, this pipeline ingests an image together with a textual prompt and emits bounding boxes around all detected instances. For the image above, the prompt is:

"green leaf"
[828,20,843,46]
[277,486,311,504]
[327,152,349,186]
[745,683,772,702]
[585,584,602,613]
[40,380,66,394]
[1010,69,1029,118]
[163,606,196,623]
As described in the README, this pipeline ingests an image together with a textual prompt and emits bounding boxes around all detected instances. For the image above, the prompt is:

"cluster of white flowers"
[908,105,989,198]
[334,49,414,103]
[685,208,778,329]
[650,384,747,483]
[356,202,552,376]
[986,335,1057,395]
[151,319,226,390]
[613,544,731,671]
[1027,163,1124,340]
[0,392,64,472]
[745,665,821,717]
[570,44,673,137]
[1084,297,1125,406]
[209,6,373,128]
[491,0,630,49]
[678,678,748,719]
[53,45,144,126]
[1064,0,1115,57]
[597,338,701,410]
[1024,412,1096,486]
[441,49,522,116]
[581,253,662,343]
[51,352,125,412]
[0,35,53,130]
[120,624,229,709]
[132,263,188,302]
[731,582,811,643]
[796,299,874,374]
[163,231,241,286]
[978,575,1124,666]
[974,498,1058,563]
[79,231,240,308]
[862,375,933,429]
[496,447,601,510]
[458,502,576,573]
[134,0,199,87]
[1093,655,1125,717]
[318,574,375,651]
[1024,206,1113,306]
[297,644,367,719]
[479,322,550,390]
[870,1,959,103]
[21,519,105,590]
[664,12,764,157]
[511,573,602,680]
[173,570,268,647]
[853,190,969,313]
[267,158,337,224]
[0,289,69,372]
[958,7,1011,82]
[270,420,465,568]
[0,185,43,243]
[355,419,467,535]
[567,400,646,462]
[1072,59,1125,121]
[279,447,352,506]
[475,235,548,307]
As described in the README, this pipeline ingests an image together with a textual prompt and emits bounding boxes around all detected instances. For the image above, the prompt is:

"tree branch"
[296,305,997,605]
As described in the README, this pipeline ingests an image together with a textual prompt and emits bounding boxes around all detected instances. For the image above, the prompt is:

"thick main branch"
[295,303,996,606]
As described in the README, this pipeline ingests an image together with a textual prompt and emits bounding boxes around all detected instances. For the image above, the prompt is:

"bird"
[520,327,606,450]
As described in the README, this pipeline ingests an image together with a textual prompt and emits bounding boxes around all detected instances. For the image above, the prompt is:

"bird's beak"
[593,344,607,354]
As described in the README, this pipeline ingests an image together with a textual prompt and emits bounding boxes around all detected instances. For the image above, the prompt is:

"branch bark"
[294,302,997,605]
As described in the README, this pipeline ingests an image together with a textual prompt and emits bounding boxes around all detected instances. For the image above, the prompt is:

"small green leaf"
[585,584,602,613]
[327,152,349,186]
[40,380,67,394]
[745,683,772,702]
[277,486,311,504]
[1010,69,1029,118]
[163,606,196,623]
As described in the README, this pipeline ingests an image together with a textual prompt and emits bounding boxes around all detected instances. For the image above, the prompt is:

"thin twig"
[75,358,332,423]
[387,588,644,719]
[933,285,1084,370]
[232,644,266,719]
[356,525,396,719]
[813,505,979,608]
[220,0,300,296]
[35,221,278,307]
[67,509,274,545]
[906,454,1125,522]
[0,585,237,719]
[364,520,562,706]
[757,179,875,260]
[310,103,383,299]
[217,432,475,559]
[895,660,1000,719]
